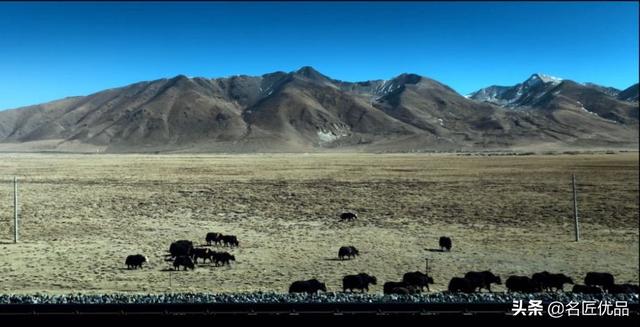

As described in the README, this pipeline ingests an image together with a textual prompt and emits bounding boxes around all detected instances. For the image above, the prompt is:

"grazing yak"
[384,284,420,295]
[532,272,573,292]
[221,235,239,247]
[584,272,615,289]
[439,236,452,252]
[173,255,195,271]
[338,246,359,260]
[386,287,412,295]
[169,240,194,258]
[464,271,502,292]
[506,276,541,293]
[531,271,551,290]
[342,273,377,293]
[125,254,148,270]
[572,284,603,294]
[383,281,419,295]
[206,232,223,246]
[289,279,327,294]
[448,277,475,293]
[209,251,236,266]
[546,273,573,292]
[402,271,434,292]
[340,212,357,221]
[191,248,211,264]
[606,284,640,294]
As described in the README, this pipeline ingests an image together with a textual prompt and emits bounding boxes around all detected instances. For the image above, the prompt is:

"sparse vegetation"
[0,153,637,294]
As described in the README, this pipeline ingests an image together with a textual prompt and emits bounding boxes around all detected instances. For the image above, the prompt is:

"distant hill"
[618,83,639,102]
[0,67,637,153]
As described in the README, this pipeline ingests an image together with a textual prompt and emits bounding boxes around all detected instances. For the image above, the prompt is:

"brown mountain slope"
[0,67,637,152]
[618,83,639,102]
[532,80,639,124]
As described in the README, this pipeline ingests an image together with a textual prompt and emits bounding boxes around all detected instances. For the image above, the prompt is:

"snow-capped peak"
[470,73,564,108]
[529,73,563,85]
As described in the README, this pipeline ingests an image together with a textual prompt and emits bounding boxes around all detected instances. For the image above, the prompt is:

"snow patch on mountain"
[577,101,618,124]
[317,130,338,143]
[470,73,564,108]
[317,125,349,145]
[529,73,563,85]
[375,80,402,96]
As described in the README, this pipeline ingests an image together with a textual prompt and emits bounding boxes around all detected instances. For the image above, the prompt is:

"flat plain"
[0,152,638,294]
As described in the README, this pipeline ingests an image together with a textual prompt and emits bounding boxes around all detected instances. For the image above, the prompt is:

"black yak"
[506,276,541,293]
[546,273,574,292]
[448,277,475,293]
[572,284,603,294]
[606,284,640,294]
[584,272,615,289]
[387,286,420,295]
[125,254,148,269]
[532,271,573,292]
[387,287,412,295]
[340,212,358,221]
[439,236,452,251]
[191,248,211,264]
[173,255,195,271]
[289,279,327,294]
[338,246,359,260]
[383,281,418,294]
[464,271,502,292]
[205,232,223,246]
[221,235,239,247]
[209,251,236,266]
[402,271,434,292]
[169,240,194,258]
[532,271,551,290]
[342,273,377,293]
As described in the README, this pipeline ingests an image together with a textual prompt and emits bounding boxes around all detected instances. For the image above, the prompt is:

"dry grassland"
[0,152,637,294]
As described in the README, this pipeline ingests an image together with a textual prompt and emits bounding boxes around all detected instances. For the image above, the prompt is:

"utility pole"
[425,258,431,275]
[13,176,18,243]
[572,174,580,242]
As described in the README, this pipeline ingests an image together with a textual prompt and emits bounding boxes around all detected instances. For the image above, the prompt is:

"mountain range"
[0,67,637,153]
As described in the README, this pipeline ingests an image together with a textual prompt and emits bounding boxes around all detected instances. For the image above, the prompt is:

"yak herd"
[124,233,239,272]
[289,267,639,295]
[124,212,638,295]
[167,236,238,270]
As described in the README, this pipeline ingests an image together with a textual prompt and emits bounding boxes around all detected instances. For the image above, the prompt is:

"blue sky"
[0,1,638,110]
